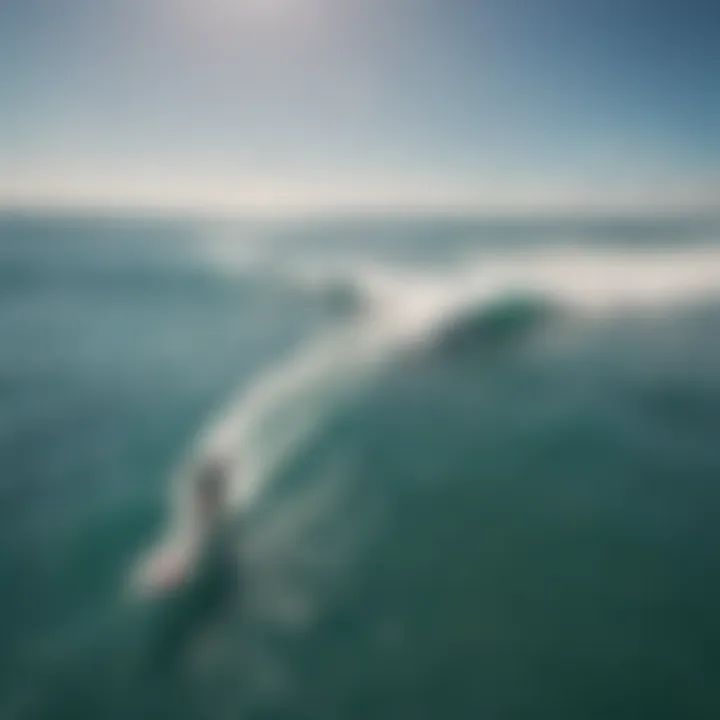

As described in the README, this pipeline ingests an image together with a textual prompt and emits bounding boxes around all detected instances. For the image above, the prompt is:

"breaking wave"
[134,244,720,593]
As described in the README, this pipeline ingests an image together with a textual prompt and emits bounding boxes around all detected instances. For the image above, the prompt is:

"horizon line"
[1,199,718,222]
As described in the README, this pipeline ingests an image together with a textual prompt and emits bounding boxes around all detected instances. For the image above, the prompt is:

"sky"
[0,0,719,213]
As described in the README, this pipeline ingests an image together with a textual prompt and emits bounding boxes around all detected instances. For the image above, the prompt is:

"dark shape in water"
[435,293,556,357]
[144,458,242,675]
[194,457,229,532]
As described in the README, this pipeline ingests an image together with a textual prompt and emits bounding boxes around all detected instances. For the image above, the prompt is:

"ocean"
[2,212,720,719]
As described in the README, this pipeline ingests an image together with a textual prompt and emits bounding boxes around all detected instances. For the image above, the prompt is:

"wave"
[133,244,720,594]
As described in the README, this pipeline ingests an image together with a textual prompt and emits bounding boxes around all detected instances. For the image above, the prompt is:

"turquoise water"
[2,214,720,719]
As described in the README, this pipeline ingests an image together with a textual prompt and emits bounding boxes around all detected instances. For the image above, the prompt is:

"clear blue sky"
[1,0,718,211]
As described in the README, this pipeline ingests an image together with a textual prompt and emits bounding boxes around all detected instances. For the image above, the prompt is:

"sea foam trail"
[133,245,720,593]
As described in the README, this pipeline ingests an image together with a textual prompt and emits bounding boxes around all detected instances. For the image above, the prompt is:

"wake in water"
[133,243,720,600]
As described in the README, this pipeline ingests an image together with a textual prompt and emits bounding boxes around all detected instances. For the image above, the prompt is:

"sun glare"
[168,0,324,45]
[178,0,305,24]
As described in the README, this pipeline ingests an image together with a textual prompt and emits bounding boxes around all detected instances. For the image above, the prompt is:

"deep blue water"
[2,213,720,719]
